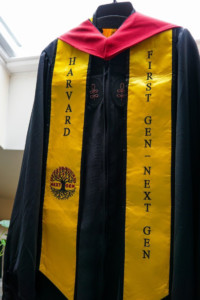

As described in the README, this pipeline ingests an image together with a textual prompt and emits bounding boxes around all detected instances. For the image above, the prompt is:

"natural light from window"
[1,0,200,57]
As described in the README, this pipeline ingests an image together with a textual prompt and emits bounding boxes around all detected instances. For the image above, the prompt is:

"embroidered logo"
[116,82,127,102]
[89,83,99,99]
[88,78,103,106]
[113,78,128,107]
[50,167,76,200]
[117,82,126,100]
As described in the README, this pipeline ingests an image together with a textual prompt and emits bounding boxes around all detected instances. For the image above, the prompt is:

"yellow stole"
[39,39,89,299]
[124,29,172,299]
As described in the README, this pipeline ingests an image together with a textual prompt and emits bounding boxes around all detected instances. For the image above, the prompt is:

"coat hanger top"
[92,1,136,29]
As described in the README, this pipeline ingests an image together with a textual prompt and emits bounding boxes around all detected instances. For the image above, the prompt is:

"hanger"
[92,1,136,30]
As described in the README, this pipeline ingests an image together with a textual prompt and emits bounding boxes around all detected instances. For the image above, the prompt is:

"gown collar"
[59,12,180,60]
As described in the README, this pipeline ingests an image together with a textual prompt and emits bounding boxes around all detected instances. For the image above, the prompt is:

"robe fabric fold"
[2,10,200,300]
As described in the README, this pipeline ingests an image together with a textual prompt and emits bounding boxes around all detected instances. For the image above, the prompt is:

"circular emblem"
[50,167,76,200]
[112,77,128,107]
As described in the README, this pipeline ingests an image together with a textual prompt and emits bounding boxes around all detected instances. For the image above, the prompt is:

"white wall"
[0,55,39,150]
[5,71,37,150]
[0,55,39,221]
[0,61,9,148]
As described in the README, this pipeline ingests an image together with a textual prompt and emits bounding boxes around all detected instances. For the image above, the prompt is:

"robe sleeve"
[2,49,52,300]
[173,28,200,298]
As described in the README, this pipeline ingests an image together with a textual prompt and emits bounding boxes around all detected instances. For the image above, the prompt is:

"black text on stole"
[64,56,77,136]
[143,50,153,259]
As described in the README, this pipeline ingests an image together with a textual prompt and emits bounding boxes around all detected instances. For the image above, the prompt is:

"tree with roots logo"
[50,167,76,200]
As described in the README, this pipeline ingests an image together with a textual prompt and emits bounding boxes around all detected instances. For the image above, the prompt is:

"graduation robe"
[2,10,200,300]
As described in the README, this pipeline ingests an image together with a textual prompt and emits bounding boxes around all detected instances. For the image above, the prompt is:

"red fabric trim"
[59,12,180,60]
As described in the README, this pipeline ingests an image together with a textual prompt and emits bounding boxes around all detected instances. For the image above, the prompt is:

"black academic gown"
[2,11,200,300]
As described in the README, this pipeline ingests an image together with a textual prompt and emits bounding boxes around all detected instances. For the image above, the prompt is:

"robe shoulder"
[41,38,58,64]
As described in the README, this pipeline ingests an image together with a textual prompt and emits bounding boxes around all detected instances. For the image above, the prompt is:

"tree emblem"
[50,167,76,200]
